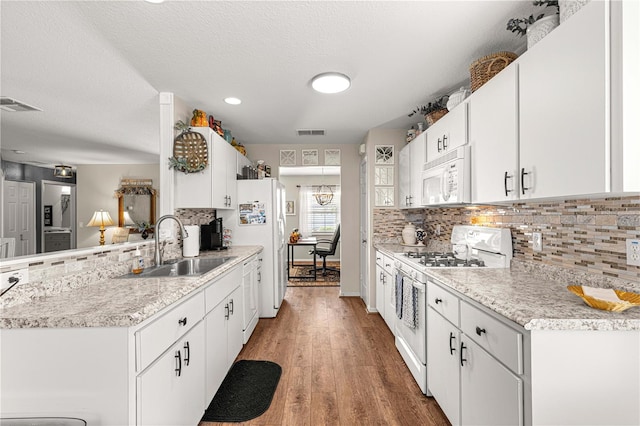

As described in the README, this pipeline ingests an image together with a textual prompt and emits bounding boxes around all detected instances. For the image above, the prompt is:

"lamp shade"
[87,210,114,227]
[122,211,136,226]
[53,165,74,179]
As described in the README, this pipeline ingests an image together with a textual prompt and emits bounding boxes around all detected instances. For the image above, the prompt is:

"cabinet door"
[242,261,258,334]
[426,104,467,161]
[383,270,396,335]
[138,321,205,426]
[375,262,385,317]
[519,0,607,198]
[205,300,229,401]
[227,286,244,366]
[469,64,519,203]
[409,133,427,206]
[427,307,460,426]
[224,141,238,208]
[398,145,411,208]
[211,137,230,209]
[460,338,523,426]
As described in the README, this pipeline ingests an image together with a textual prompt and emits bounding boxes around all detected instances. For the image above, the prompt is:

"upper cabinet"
[175,127,237,209]
[471,0,639,204]
[426,104,468,162]
[469,64,519,203]
[399,132,427,208]
[518,0,608,199]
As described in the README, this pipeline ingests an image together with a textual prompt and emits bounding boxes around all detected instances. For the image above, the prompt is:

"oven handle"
[411,281,426,293]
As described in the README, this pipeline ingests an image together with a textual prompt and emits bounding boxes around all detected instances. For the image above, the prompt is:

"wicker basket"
[425,109,448,126]
[567,285,640,312]
[469,51,518,92]
[173,131,208,172]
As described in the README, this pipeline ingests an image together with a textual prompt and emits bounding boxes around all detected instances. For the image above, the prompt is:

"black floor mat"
[201,360,282,423]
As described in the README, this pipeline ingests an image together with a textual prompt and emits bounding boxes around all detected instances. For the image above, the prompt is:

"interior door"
[359,157,369,305]
[3,180,36,257]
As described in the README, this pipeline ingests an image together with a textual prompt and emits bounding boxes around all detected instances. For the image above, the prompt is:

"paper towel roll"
[183,225,200,257]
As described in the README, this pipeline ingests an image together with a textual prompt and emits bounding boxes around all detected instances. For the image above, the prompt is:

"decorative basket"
[425,108,448,126]
[172,131,208,173]
[567,285,640,312]
[469,51,518,92]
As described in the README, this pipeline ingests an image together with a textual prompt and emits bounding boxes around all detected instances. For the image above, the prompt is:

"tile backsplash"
[373,195,640,282]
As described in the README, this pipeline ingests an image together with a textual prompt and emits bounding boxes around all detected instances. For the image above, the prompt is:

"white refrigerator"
[232,179,287,318]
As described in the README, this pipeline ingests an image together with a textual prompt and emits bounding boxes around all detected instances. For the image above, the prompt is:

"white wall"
[243,143,360,295]
[76,164,159,248]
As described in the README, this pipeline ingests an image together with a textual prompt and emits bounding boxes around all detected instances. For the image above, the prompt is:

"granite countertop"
[374,243,640,332]
[0,246,262,329]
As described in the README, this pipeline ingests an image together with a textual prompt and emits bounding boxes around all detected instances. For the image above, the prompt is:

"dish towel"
[402,280,418,329]
[395,273,403,319]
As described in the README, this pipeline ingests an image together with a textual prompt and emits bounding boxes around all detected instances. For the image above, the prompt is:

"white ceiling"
[0,0,530,168]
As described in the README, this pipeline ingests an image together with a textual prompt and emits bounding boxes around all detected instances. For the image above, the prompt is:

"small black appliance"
[200,218,227,251]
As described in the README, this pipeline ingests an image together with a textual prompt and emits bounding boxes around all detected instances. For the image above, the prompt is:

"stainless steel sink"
[118,256,236,278]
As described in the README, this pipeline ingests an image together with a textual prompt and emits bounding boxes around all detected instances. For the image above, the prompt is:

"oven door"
[394,268,427,393]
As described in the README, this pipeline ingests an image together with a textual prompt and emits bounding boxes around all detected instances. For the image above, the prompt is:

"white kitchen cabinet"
[427,280,525,426]
[174,127,237,209]
[469,64,519,203]
[460,337,523,426]
[375,252,385,314]
[399,133,427,208]
[241,254,260,343]
[374,250,396,334]
[427,306,461,426]
[426,103,467,162]
[137,321,205,426]
[204,266,244,401]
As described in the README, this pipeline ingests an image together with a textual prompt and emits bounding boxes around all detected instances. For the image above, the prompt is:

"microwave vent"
[424,147,466,170]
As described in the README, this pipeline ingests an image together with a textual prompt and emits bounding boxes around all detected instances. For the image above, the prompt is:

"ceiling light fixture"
[53,165,74,179]
[224,97,242,105]
[144,0,165,4]
[311,72,351,94]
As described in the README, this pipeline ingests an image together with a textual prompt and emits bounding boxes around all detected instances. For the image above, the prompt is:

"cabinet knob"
[476,326,486,336]
[178,317,187,326]
[435,298,443,304]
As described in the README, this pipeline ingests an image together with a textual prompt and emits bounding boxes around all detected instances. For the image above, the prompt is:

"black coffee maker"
[200,218,227,251]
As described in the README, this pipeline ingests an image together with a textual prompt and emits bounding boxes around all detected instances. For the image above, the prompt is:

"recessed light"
[224,97,242,105]
[144,0,165,4]
[13,150,26,154]
[311,72,351,94]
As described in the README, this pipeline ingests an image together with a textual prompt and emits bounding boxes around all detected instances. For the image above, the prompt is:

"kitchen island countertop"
[375,243,640,332]
[0,246,262,329]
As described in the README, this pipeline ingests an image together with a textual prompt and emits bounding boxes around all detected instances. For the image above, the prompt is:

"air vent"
[296,129,325,136]
[0,97,42,112]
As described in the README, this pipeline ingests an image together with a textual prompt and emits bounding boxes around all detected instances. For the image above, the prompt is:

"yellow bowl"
[567,285,640,312]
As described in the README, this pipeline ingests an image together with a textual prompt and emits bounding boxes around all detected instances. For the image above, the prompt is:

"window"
[299,185,340,236]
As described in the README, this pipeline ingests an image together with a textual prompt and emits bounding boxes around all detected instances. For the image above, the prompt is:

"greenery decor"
[507,0,559,36]
[408,96,448,117]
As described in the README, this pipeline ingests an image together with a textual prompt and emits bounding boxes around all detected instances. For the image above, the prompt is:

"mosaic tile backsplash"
[373,196,640,282]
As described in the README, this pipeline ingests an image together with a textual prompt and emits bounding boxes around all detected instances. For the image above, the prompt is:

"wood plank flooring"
[200,287,450,426]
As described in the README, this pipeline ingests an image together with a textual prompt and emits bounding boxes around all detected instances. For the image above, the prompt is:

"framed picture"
[375,187,394,207]
[375,166,394,186]
[280,150,296,166]
[285,200,295,215]
[44,205,53,226]
[302,149,319,166]
[324,149,341,165]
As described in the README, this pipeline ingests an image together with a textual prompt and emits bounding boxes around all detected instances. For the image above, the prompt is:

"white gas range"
[392,225,513,395]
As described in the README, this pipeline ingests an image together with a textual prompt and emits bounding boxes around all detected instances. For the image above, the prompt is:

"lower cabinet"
[137,321,205,426]
[241,254,259,344]
[375,250,396,334]
[427,280,525,426]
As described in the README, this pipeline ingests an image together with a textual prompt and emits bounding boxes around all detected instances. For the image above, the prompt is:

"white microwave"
[421,145,471,206]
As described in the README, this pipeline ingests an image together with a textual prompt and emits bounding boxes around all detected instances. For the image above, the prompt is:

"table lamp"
[87,210,114,246]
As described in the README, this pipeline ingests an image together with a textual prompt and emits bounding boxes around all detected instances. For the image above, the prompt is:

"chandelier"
[313,184,333,206]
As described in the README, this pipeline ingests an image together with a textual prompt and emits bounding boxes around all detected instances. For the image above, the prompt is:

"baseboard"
[339,291,361,297]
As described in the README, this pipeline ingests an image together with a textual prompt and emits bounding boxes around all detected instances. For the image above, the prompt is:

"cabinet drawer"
[136,292,205,372]
[460,301,523,374]
[205,266,243,314]
[381,254,394,274]
[427,281,459,326]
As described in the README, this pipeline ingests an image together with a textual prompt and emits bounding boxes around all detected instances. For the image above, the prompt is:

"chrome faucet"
[154,215,189,266]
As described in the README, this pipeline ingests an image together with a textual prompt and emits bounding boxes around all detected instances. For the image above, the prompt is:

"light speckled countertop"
[0,246,262,329]
[375,244,640,332]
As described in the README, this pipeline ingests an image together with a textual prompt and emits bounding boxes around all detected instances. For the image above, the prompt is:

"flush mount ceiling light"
[311,72,351,94]
[53,165,74,179]
[224,97,242,105]
[144,0,165,4]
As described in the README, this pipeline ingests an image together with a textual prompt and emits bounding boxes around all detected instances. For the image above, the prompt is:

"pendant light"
[313,167,334,206]
[53,165,74,179]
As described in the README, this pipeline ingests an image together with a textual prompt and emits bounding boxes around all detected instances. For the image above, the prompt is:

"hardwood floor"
[200,287,450,426]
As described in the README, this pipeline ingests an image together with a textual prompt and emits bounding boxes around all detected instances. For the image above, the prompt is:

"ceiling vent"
[0,97,42,112]
[296,129,325,136]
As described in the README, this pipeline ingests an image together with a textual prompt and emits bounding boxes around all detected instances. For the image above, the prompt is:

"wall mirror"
[115,179,157,237]
[41,180,77,253]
